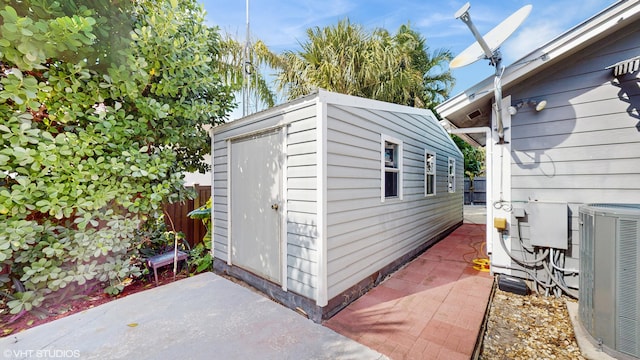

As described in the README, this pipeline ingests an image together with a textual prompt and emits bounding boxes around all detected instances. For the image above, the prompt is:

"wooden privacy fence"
[163,184,211,247]
[464,177,486,205]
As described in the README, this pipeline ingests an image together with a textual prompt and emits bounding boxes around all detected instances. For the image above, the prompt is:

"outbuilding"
[211,89,463,322]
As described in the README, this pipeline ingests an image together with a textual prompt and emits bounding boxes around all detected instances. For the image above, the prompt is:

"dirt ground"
[479,288,586,359]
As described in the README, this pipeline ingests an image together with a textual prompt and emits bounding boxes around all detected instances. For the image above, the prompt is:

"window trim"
[448,157,456,193]
[425,150,436,197]
[381,134,403,202]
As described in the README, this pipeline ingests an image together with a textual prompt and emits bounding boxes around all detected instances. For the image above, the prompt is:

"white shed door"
[230,130,282,284]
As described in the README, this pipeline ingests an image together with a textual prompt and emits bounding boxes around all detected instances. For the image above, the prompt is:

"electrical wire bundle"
[496,218,579,298]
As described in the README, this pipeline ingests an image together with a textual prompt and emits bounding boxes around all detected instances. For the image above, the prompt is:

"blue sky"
[200,0,616,99]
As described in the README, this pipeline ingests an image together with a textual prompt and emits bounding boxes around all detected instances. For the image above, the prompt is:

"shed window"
[425,151,436,196]
[381,135,402,201]
[448,158,456,193]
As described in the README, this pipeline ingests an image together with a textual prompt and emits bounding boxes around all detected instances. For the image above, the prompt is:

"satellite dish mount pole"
[455,4,506,144]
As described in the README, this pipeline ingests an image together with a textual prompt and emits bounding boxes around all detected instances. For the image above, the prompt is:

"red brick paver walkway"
[324,224,493,360]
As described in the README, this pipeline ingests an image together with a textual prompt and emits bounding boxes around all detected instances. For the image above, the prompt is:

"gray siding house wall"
[212,90,463,321]
[436,0,640,293]
[506,18,640,287]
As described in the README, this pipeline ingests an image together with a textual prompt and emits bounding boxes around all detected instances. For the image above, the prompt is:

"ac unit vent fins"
[579,204,640,359]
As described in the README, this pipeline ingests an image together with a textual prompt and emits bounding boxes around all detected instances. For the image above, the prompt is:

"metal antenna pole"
[455,3,505,143]
[242,0,250,117]
[455,4,494,62]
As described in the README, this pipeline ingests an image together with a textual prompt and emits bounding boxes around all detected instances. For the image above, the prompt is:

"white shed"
[212,90,463,321]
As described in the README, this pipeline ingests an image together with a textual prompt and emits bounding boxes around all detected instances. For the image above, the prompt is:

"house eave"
[436,0,640,133]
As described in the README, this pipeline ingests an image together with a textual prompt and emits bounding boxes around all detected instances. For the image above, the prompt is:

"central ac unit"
[579,204,640,359]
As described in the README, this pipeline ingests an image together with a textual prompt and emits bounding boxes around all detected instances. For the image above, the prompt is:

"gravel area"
[479,288,586,360]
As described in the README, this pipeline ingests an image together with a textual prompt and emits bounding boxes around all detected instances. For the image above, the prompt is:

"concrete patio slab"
[0,273,386,360]
[463,205,487,225]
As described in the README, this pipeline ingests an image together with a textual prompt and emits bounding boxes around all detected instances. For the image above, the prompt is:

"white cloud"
[501,22,562,63]
[416,11,456,29]
[499,0,616,64]
[212,0,359,51]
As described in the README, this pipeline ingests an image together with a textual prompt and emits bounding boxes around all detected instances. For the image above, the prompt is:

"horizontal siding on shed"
[285,106,318,299]
[212,101,319,300]
[279,105,318,299]
[324,104,463,298]
[328,202,462,294]
[505,20,640,289]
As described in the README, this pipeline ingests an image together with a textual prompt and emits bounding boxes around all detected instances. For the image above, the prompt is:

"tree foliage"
[452,135,485,180]
[276,19,454,108]
[217,35,281,112]
[394,24,455,109]
[0,0,233,313]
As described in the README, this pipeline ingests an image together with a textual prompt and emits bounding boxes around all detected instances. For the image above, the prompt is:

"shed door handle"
[271,203,279,211]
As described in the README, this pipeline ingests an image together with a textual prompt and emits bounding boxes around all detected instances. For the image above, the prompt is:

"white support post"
[489,96,513,274]
[280,126,288,292]
[210,127,215,259]
[316,99,328,307]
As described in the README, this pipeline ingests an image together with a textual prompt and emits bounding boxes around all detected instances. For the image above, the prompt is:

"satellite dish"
[449,2,532,144]
[450,4,532,69]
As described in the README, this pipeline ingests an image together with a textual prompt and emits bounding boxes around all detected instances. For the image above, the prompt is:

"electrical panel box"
[526,201,568,249]
[512,206,525,218]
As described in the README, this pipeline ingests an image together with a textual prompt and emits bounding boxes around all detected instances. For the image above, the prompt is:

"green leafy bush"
[187,198,212,273]
[0,0,233,313]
